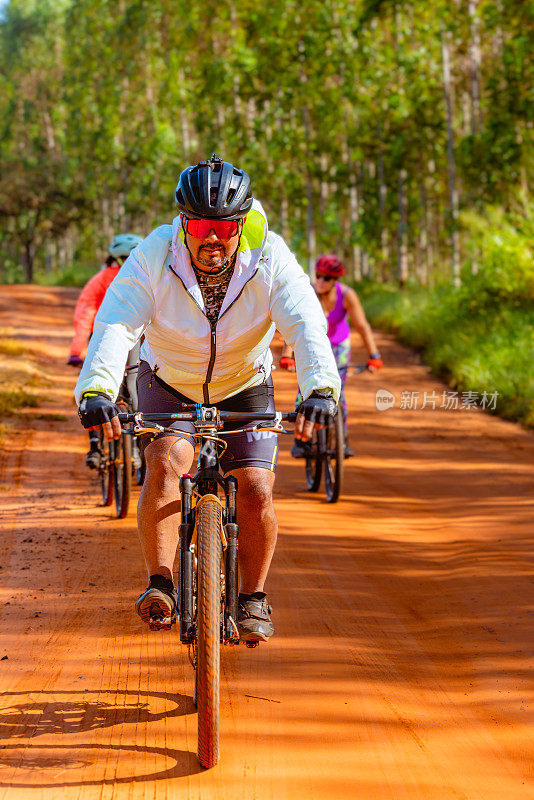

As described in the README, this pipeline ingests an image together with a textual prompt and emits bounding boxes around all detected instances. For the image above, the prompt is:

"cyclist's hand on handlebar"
[78,392,121,441]
[279,356,296,372]
[295,391,337,442]
[367,353,383,372]
[67,354,84,368]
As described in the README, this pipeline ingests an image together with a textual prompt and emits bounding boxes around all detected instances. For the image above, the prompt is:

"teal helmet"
[109,233,143,259]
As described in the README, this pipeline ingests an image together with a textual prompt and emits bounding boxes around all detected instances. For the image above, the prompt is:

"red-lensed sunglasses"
[182,216,244,239]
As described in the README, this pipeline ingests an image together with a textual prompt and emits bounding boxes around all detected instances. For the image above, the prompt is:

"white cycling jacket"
[75,200,341,405]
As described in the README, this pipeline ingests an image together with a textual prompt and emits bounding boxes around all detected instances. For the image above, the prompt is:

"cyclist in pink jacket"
[67,233,143,467]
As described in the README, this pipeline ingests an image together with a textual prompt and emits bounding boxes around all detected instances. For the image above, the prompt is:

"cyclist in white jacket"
[77,155,340,642]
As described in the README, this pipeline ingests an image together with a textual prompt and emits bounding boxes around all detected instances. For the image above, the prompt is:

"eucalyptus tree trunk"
[516,123,530,202]
[178,69,190,158]
[23,240,35,283]
[441,31,461,286]
[397,169,408,287]
[100,196,113,250]
[359,162,370,278]
[349,179,361,281]
[298,28,316,275]
[417,155,429,286]
[301,105,316,274]
[377,124,389,282]
[280,195,290,243]
[468,0,482,135]
[319,152,329,218]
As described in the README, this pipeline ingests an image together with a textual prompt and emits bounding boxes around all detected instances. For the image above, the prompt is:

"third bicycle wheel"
[324,406,344,503]
[99,432,113,507]
[112,433,132,519]
[305,429,322,492]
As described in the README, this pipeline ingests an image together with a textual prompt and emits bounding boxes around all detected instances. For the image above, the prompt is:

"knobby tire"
[113,433,132,519]
[324,408,344,503]
[99,433,113,507]
[305,431,322,492]
[196,495,222,769]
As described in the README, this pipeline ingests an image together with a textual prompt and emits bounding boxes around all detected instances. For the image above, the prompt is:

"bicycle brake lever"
[131,411,165,436]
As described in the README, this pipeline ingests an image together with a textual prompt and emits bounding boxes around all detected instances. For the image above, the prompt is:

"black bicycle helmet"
[175,154,253,220]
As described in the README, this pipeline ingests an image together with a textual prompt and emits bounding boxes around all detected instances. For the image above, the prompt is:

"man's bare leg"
[137,436,194,581]
[232,467,277,593]
[231,466,277,641]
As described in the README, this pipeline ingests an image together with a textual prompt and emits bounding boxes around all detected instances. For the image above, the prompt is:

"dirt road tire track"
[0,286,532,799]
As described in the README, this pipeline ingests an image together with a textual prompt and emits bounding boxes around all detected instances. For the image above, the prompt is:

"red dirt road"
[0,285,532,799]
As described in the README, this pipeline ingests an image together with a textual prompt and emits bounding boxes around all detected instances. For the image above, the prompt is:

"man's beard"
[196,244,228,271]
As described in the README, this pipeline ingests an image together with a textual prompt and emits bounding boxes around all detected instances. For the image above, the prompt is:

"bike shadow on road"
[0,688,203,785]
[0,742,203,787]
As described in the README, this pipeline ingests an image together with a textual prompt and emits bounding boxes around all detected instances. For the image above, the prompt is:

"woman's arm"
[343,287,382,369]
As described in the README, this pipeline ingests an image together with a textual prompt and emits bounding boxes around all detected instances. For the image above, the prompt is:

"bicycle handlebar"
[118,410,297,424]
[117,409,298,438]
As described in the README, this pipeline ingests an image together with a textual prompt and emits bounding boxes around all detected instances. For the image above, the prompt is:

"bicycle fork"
[178,474,240,645]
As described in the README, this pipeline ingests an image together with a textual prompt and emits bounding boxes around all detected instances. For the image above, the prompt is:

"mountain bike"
[96,364,144,518]
[300,364,370,503]
[118,406,296,769]
[303,403,344,503]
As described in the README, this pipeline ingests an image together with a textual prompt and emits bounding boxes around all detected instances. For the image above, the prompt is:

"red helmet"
[315,254,346,278]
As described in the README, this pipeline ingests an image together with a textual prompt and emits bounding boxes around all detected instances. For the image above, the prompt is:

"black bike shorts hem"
[137,362,279,473]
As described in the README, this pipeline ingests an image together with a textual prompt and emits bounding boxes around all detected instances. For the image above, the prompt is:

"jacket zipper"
[169,262,261,404]
[169,263,214,402]
[203,324,217,404]
[202,268,260,403]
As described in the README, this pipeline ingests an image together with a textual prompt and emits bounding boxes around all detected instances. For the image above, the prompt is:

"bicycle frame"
[178,429,240,646]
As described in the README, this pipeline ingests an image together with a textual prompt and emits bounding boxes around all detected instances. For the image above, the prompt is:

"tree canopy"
[0,0,531,282]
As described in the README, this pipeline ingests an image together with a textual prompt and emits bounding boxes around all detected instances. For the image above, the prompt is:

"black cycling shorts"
[136,361,279,473]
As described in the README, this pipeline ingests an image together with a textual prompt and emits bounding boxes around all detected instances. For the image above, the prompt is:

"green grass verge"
[0,386,40,417]
[37,263,99,287]
[0,337,26,357]
[357,280,534,429]
[0,337,43,418]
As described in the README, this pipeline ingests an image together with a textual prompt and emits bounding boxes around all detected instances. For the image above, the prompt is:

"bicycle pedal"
[148,613,176,631]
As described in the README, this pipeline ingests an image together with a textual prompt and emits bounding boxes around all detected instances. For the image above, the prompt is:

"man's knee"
[236,469,275,512]
[143,437,193,488]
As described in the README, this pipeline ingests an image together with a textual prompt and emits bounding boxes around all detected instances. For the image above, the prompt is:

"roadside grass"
[37,263,98,287]
[357,280,534,429]
[0,338,43,418]
[0,338,26,357]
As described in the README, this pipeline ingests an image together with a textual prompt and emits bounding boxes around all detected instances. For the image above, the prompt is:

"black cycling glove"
[296,391,337,426]
[78,391,119,429]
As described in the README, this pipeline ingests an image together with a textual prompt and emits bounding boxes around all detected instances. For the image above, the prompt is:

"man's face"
[183,216,244,272]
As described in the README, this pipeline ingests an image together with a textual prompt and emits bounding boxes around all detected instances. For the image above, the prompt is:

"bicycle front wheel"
[196,494,223,769]
[324,408,344,503]
[112,433,132,519]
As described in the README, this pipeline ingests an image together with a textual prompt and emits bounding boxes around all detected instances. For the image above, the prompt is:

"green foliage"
[460,204,534,305]
[0,0,531,281]
[358,212,534,428]
[37,262,98,287]
[0,384,39,416]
